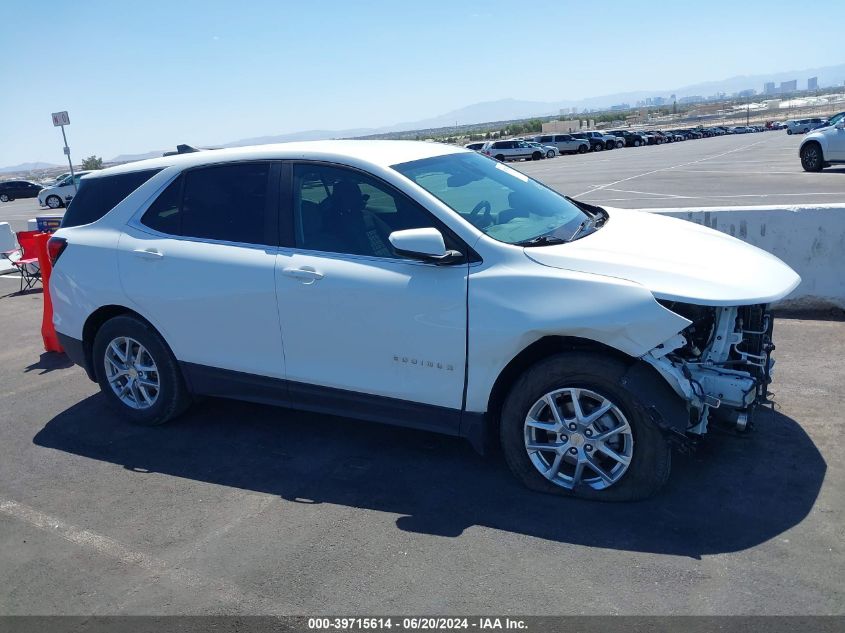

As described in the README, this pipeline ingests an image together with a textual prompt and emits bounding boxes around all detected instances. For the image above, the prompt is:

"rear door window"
[61,169,162,228]
[140,162,274,246]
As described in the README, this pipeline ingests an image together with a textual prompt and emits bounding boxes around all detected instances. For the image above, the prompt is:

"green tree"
[81,155,104,170]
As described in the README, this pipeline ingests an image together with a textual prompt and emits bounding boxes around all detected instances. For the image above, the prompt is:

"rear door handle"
[282,266,324,283]
[133,248,164,259]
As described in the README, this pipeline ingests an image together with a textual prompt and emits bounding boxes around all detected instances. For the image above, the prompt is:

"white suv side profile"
[480,140,544,162]
[799,112,845,171]
[48,141,799,500]
[38,171,91,209]
[532,134,590,155]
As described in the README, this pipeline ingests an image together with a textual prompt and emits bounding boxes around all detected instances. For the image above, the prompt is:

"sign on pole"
[50,111,77,194]
[51,111,70,127]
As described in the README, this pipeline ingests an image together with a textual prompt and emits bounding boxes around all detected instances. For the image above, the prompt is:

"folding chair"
[0,230,42,292]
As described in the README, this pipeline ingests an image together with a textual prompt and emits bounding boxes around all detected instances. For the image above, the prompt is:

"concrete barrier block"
[643,204,845,310]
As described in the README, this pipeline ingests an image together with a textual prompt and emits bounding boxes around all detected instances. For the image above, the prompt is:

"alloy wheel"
[104,336,160,410]
[524,387,633,490]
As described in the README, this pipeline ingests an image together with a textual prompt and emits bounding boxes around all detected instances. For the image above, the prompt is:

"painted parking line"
[573,137,774,198]
[583,191,845,203]
[672,169,809,176]
[605,188,687,198]
[0,497,254,608]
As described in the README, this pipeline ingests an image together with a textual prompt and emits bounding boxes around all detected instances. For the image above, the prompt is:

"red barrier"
[33,232,63,353]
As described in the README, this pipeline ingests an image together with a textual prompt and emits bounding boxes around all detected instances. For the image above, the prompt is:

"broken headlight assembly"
[646,301,776,436]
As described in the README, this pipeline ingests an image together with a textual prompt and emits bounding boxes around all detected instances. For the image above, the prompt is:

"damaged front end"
[643,301,776,437]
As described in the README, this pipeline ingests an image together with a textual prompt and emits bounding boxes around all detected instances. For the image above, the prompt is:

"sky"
[1,0,843,167]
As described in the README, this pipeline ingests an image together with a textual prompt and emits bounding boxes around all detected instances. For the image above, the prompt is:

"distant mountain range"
[0,161,60,174]
[4,62,844,172]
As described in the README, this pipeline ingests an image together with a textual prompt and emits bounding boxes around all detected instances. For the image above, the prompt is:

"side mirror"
[836,121,845,129]
[388,228,463,265]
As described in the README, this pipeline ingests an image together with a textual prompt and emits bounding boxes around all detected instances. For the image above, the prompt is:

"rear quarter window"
[61,169,162,228]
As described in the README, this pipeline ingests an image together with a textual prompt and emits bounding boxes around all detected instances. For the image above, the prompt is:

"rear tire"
[615,141,624,149]
[578,144,588,154]
[787,129,793,135]
[800,142,824,172]
[500,352,671,501]
[546,150,555,159]
[532,151,542,161]
[0,194,9,202]
[633,140,641,147]
[93,315,191,426]
[46,195,62,209]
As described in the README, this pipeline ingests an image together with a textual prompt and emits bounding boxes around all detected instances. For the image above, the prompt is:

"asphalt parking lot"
[0,282,842,614]
[515,131,845,208]
[2,133,844,236]
[0,197,53,233]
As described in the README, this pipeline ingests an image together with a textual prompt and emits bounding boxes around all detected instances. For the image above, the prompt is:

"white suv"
[532,134,589,155]
[480,139,544,161]
[49,141,799,500]
[798,113,845,171]
[38,171,91,209]
[785,118,825,135]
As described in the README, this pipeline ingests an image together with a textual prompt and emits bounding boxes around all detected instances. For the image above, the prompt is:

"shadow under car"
[33,394,825,559]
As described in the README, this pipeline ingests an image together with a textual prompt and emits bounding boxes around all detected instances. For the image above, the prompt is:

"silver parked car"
[532,134,589,155]
[481,139,545,161]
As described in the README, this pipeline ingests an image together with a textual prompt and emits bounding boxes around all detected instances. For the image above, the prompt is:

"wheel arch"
[474,335,693,454]
[481,336,633,444]
[800,138,824,156]
[81,305,169,382]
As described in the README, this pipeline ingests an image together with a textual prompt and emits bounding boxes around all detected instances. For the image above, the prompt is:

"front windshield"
[392,152,588,244]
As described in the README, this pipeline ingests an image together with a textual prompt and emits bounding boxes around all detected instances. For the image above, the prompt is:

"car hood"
[524,207,800,306]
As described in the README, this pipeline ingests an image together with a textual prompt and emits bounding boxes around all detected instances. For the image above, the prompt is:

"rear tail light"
[47,236,67,266]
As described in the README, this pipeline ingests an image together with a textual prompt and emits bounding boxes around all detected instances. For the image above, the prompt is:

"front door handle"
[282,266,324,283]
[133,248,163,259]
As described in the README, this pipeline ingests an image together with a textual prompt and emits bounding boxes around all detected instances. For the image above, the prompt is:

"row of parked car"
[465,125,775,162]
[0,171,88,207]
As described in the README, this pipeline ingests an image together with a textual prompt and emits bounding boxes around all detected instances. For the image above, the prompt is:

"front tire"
[46,195,63,209]
[532,151,542,161]
[500,352,671,501]
[787,129,793,135]
[495,154,505,162]
[616,141,624,149]
[93,315,191,426]
[800,142,824,172]
[578,144,588,154]
[0,194,9,202]
[546,150,555,159]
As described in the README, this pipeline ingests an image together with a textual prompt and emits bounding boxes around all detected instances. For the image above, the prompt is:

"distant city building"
[780,79,797,93]
[610,103,630,111]
[678,95,704,104]
[763,81,776,95]
[808,76,818,90]
[652,96,666,106]
[542,119,582,133]
[737,89,756,98]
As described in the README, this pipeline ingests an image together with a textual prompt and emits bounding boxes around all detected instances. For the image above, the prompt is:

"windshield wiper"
[568,214,601,241]
[514,234,568,247]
